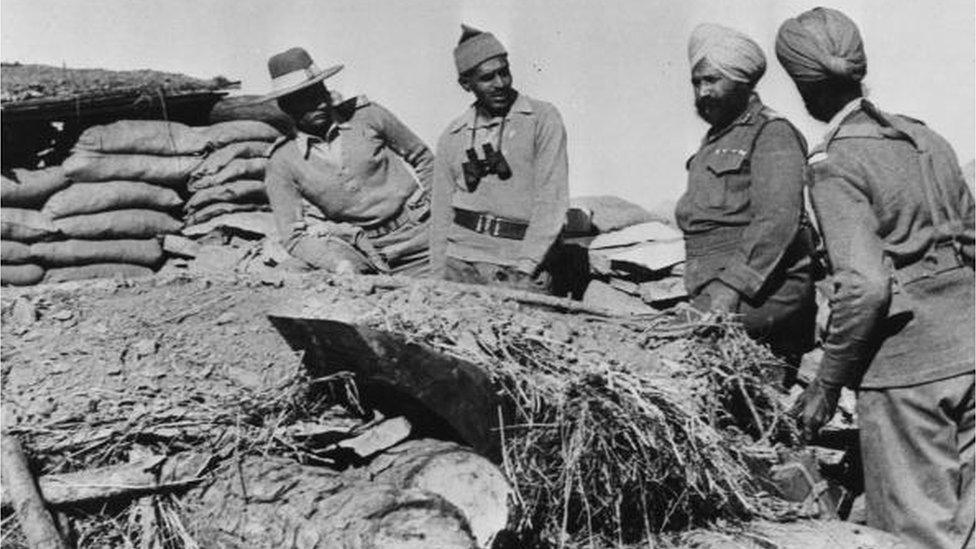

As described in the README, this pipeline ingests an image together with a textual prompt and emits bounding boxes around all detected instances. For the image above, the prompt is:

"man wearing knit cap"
[429,25,569,293]
[677,23,817,372]
[260,47,434,276]
[777,8,975,548]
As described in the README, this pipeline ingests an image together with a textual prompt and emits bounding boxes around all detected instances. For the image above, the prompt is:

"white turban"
[688,23,767,84]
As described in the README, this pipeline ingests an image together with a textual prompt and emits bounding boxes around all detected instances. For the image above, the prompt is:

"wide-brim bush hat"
[257,47,343,102]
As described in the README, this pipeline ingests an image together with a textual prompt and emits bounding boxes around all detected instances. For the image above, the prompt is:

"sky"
[2,0,974,214]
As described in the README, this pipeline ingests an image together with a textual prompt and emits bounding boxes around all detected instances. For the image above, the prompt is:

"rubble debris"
[0,273,848,547]
[10,296,36,328]
[336,416,412,458]
[187,456,478,549]
[667,519,906,548]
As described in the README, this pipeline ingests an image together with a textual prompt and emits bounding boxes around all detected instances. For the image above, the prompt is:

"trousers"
[289,194,431,277]
[858,372,975,549]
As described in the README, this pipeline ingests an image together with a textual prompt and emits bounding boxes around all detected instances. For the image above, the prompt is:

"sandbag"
[43,263,154,283]
[31,239,164,267]
[63,151,202,186]
[189,141,272,180]
[1,241,32,264]
[202,121,281,149]
[571,195,662,233]
[184,202,268,226]
[208,95,295,135]
[185,180,266,213]
[188,157,267,191]
[0,263,44,286]
[74,120,209,156]
[43,181,183,219]
[1,167,71,209]
[0,208,60,243]
[53,210,182,240]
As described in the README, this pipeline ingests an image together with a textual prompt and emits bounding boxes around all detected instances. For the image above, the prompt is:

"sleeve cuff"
[717,262,765,300]
[816,352,865,389]
[516,259,537,275]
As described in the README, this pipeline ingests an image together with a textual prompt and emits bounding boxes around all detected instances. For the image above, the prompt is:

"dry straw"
[365,290,798,546]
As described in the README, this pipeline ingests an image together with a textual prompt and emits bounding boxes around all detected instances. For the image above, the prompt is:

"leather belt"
[363,189,429,239]
[453,208,527,240]
[894,240,969,285]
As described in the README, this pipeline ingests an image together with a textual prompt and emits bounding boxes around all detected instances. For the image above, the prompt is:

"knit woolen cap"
[453,24,507,75]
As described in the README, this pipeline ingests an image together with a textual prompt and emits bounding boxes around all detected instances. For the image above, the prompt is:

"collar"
[290,94,369,153]
[449,91,534,133]
[297,121,350,146]
[703,93,763,144]
[823,97,864,140]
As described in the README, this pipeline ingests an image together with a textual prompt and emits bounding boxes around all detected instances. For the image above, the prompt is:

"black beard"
[696,92,749,129]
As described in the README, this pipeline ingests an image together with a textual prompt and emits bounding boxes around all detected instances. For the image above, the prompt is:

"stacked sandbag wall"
[183,121,280,230]
[1,167,71,285]
[36,120,281,284]
[41,121,202,283]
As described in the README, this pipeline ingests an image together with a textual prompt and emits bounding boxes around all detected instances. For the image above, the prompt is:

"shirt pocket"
[703,153,750,212]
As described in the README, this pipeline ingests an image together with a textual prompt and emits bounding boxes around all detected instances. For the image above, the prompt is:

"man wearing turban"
[778,8,975,548]
[429,25,569,293]
[677,23,817,375]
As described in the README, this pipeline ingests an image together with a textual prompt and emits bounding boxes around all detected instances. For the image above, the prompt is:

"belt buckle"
[475,215,487,234]
[489,217,502,237]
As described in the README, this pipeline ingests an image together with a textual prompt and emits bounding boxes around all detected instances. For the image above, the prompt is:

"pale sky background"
[2,0,974,214]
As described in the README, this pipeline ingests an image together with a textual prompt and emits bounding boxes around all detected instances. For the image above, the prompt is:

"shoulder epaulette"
[833,123,884,141]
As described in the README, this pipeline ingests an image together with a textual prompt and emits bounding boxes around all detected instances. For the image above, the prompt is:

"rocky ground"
[0,272,897,548]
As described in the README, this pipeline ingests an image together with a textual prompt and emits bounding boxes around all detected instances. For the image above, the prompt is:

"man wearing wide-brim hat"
[259,47,434,276]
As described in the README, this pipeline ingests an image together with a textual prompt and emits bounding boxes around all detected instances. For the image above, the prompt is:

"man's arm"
[264,150,368,273]
[429,132,456,278]
[716,120,806,300]
[372,103,435,190]
[809,155,891,388]
[264,151,306,253]
[516,104,569,274]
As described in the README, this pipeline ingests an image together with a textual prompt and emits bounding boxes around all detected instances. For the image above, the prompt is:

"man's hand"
[792,378,842,443]
[703,280,741,313]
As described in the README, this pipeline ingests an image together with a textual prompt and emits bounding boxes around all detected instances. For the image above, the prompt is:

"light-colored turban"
[688,23,767,84]
[454,24,507,75]
[775,7,867,82]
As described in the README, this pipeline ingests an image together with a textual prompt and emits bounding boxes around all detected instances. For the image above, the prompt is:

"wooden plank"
[1,410,68,548]
[0,453,210,511]
[268,313,502,460]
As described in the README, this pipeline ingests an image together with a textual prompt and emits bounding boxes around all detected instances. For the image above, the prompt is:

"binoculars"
[461,143,512,191]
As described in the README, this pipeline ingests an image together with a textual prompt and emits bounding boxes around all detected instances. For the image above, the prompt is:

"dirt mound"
[2,276,304,441]
[1,273,805,547]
